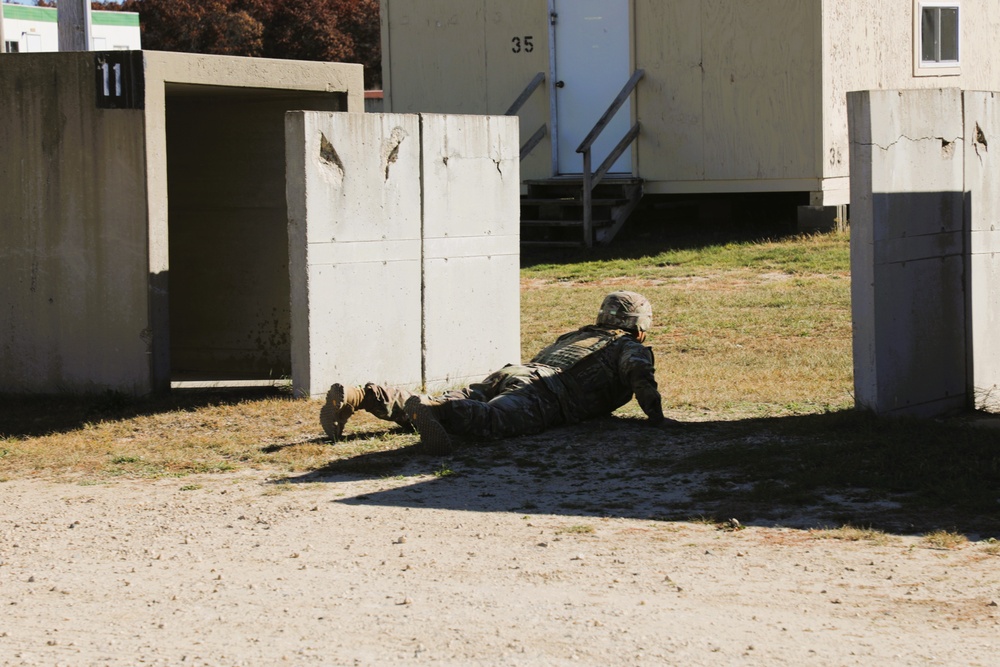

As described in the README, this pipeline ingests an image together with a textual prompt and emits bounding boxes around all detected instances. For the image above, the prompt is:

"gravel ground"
[2,464,998,666]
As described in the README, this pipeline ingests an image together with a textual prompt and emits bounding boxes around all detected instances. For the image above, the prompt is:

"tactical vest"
[531,326,629,370]
[532,327,635,422]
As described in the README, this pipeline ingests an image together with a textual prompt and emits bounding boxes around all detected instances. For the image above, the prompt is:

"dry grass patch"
[3,230,999,539]
[0,392,413,482]
[921,530,969,550]
[809,525,898,546]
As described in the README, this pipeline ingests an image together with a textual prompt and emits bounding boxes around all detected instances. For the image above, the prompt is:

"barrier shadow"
[0,387,291,438]
[285,409,1000,539]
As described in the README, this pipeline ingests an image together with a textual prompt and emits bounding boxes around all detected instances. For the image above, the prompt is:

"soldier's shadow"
[282,410,1000,538]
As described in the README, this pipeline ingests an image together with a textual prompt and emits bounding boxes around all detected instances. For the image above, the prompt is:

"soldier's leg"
[320,382,417,441]
[437,384,564,440]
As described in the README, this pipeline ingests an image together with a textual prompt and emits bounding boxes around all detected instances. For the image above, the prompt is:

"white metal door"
[552,0,631,175]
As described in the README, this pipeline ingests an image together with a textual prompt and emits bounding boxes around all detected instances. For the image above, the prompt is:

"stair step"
[519,176,643,247]
[520,197,628,207]
[521,219,612,228]
[521,241,587,248]
[522,177,640,186]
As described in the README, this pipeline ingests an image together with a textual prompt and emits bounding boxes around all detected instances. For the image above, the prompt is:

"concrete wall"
[848,87,1000,417]
[0,53,150,393]
[286,112,521,398]
[964,91,1000,412]
[421,114,521,389]
[1,51,363,395]
[286,112,424,398]
[141,53,363,391]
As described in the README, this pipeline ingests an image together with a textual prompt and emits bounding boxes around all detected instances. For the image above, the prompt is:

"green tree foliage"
[74,0,380,87]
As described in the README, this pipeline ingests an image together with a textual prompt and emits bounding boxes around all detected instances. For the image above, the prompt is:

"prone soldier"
[320,291,675,453]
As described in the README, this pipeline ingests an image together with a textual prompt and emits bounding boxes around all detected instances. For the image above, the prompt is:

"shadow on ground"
[0,387,291,438]
[286,409,1000,540]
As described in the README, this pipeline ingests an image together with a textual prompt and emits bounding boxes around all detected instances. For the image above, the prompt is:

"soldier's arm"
[618,341,665,424]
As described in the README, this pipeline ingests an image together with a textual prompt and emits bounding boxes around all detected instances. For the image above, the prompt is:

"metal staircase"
[508,69,645,248]
[520,177,643,248]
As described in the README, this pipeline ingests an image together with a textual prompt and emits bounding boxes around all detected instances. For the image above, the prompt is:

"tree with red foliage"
[105,0,381,87]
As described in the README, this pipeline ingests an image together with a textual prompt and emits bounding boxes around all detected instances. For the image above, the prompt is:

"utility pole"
[58,0,93,52]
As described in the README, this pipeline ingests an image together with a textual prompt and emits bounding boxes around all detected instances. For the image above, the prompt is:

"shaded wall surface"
[1,51,363,395]
[286,111,521,398]
[166,89,345,381]
[0,53,150,394]
[849,88,1000,416]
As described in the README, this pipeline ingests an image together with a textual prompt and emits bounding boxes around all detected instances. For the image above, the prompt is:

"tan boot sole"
[320,384,354,442]
[404,396,453,454]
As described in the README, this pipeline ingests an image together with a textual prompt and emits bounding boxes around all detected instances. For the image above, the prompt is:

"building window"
[914,1,960,76]
[4,41,20,54]
[23,33,42,53]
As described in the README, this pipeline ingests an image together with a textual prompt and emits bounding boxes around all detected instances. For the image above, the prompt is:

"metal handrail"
[505,72,545,116]
[577,69,644,247]
[506,72,548,161]
[519,124,547,161]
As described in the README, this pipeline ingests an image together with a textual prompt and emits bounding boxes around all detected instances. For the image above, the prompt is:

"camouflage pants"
[360,365,565,440]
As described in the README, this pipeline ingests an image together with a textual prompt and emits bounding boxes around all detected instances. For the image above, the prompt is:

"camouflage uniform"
[357,324,663,440]
[322,291,667,447]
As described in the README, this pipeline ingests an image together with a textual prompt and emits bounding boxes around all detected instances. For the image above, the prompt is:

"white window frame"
[913,1,961,77]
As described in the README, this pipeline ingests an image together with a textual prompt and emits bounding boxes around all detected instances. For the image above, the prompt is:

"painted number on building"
[511,36,534,53]
[94,52,145,109]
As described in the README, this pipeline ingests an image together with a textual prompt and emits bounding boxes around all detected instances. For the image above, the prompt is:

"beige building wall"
[381,0,1000,201]
[822,0,1000,206]
[380,0,552,181]
[634,1,821,193]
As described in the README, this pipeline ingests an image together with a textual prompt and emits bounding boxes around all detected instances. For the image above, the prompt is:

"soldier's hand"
[649,416,683,430]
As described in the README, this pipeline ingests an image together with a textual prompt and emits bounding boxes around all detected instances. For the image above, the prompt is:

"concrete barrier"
[420,114,521,390]
[286,112,521,398]
[849,88,1000,416]
[2,53,521,398]
[0,52,362,395]
[286,112,424,398]
[964,91,1000,412]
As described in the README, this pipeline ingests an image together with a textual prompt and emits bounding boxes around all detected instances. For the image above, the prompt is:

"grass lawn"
[2,228,999,536]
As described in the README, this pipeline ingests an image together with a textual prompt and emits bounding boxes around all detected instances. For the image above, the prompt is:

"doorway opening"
[163,84,346,390]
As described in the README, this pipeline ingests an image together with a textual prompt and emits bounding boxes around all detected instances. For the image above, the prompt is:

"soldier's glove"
[648,416,683,430]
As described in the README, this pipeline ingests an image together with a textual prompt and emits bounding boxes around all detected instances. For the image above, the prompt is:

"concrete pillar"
[964,91,1000,412]
[420,114,522,389]
[286,112,424,398]
[286,111,522,397]
[58,0,92,52]
[848,88,967,417]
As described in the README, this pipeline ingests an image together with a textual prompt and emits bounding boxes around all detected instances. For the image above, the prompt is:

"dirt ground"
[2,446,998,667]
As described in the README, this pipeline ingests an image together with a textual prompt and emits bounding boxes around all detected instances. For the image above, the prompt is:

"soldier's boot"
[404,395,453,455]
[320,383,364,442]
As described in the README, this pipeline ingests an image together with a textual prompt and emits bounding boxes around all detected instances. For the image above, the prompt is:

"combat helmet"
[596,291,653,334]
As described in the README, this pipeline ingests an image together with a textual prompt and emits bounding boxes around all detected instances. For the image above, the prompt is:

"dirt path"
[1,472,998,666]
